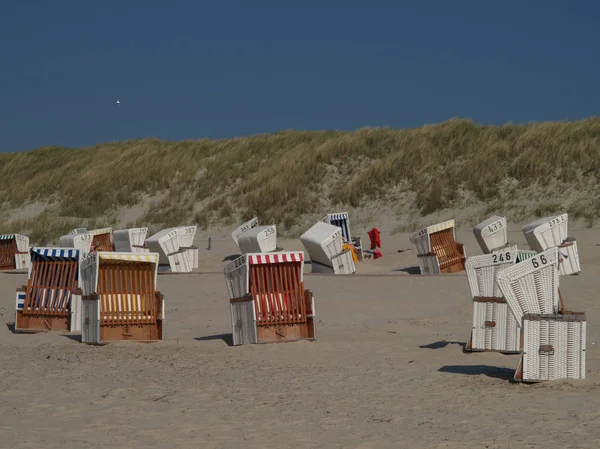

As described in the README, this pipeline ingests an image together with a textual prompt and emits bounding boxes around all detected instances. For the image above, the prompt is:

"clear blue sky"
[1,1,598,152]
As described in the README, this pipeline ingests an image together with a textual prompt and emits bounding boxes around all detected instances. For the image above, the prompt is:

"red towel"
[368,228,381,249]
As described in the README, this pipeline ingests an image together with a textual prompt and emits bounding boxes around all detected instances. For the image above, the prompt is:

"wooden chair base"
[15,311,69,332]
[256,318,316,344]
[98,321,163,342]
[440,259,466,274]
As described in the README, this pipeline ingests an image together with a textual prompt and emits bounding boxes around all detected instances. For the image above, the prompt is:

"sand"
[1,225,599,448]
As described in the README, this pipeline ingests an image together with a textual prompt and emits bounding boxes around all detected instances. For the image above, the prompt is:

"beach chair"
[145,227,191,273]
[80,252,164,343]
[59,232,93,259]
[15,248,82,332]
[522,214,580,275]
[300,221,355,274]
[464,250,520,354]
[177,225,199,269]
[409,220,466,275]
[322,212,364,260]
[113,227,150,253]
[224,251,316,345]
[88,227,115,252]
[237,225,277,254]
[497,248,585,382]
[231,217,259,245]
[473,215,518,254]
[0,234,30,271]
[321,212,352,243]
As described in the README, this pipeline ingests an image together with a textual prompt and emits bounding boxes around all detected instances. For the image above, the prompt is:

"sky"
[1,0,599,152]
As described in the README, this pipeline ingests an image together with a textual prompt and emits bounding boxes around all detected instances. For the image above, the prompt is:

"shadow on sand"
[419,340,466,350]
[395,266,421,275]
[60,334,82,342]
[438,365,515,380]
[195,333,233,346]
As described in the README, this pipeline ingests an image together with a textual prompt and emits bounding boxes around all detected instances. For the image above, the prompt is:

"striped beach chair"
[15,247,82,332]
[80,252,165,343]
[0,234,30,271]
[224,251,316,345]
[322,212,352,243]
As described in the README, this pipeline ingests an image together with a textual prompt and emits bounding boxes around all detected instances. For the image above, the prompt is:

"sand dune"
[1,226,598,448]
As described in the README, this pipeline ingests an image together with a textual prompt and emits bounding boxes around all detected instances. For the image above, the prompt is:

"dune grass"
[1,118,600,244]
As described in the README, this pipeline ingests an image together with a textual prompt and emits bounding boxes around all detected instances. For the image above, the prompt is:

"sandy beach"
[1,225,599,448]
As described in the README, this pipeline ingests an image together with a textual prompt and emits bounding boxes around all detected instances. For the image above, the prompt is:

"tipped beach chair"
[522,214,580,275]
[88,227,115,252]
[497,248,586,382]
[409,220,466,275]
[464,250,520,354]
[0,234,30,271]
[145,227,191,273]
[15,248,82,332]
[177,225,199,269]
[473,215,518,254]
[237,225,277,254]
[80,252,164,343]
[113,227,150,253]
[300,221,355,274]
[232,217,259,245]
[59,232,93,260]
[322,212,364,261]
[224,251,316,345]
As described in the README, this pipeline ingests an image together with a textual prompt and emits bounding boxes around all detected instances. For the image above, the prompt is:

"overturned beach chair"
[80,252,164,343]
[237,225,277,254]
[231,217,259,245]
[113,227,150,253]
[59,232,93,260]
[15,248,82,332]
[322,212,364,260]
[300,221,355,274]
[522,213,580,275]
[88,227,115,252]
[0,234,30,271]
[409,220,466,275]
[464,250,520,354]
[497,247,586,382]
[145,227,191,273]
[473,215,518,254]
[224,251,316,345]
